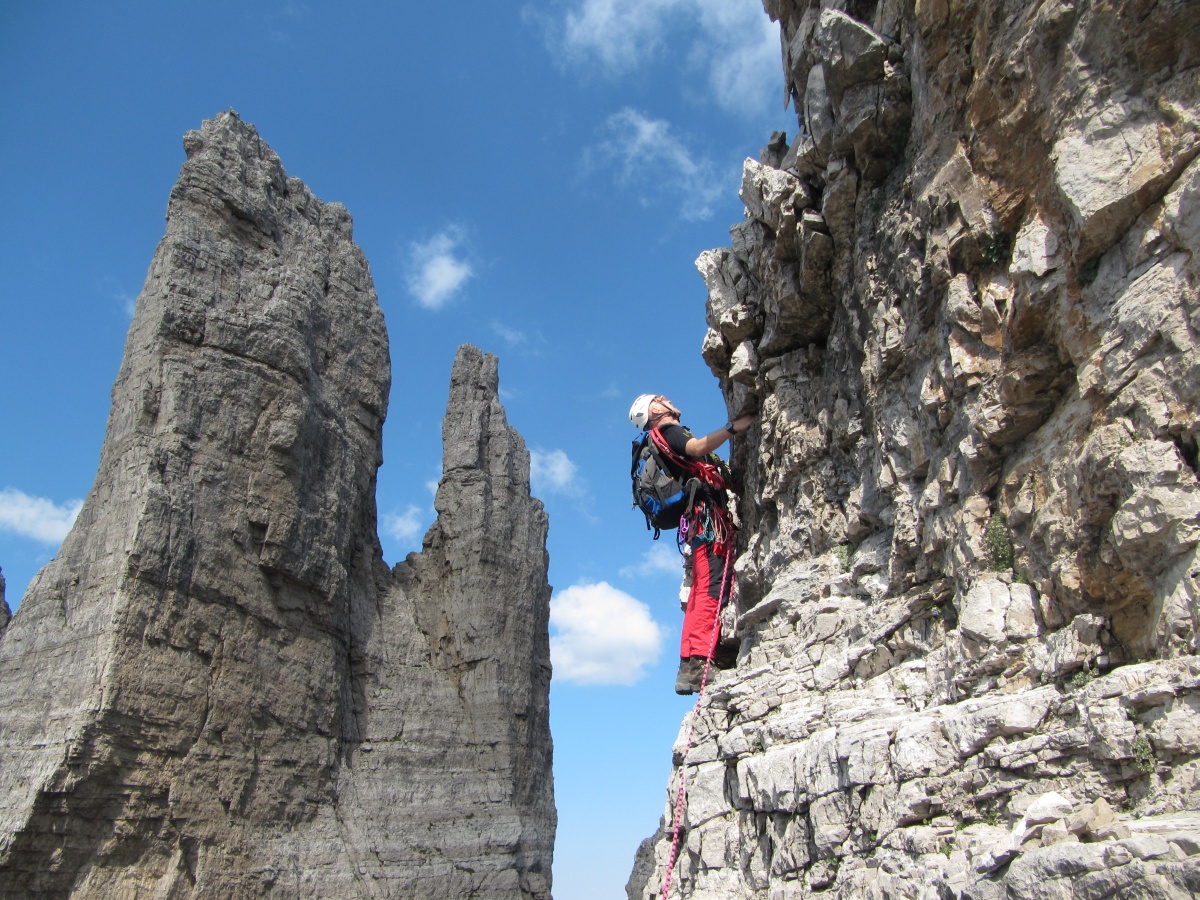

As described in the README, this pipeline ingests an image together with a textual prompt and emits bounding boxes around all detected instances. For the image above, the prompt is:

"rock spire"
[0,112,553,899]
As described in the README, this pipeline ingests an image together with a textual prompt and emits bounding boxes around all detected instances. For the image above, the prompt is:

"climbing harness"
[676,500,733,556]
[660,544,736,900]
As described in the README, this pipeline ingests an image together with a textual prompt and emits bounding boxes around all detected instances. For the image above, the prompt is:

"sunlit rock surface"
[633,0,1200,897]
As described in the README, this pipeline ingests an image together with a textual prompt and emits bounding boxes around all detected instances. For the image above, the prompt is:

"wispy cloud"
[381,504,426,543]
[558,0,687,72]
[537,0,780,117]
[404,229,474,310]
[530,448,580,496]
[550,581,664,685]
[491,321,528,346]
[619,543,683,579]
[267,1,308,43]
[587,108,724,221]
[97,274,139,319]
[0,488,83,544]
[693,1,781,116]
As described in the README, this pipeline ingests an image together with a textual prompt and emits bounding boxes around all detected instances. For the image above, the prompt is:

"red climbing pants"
[680,538,726,659]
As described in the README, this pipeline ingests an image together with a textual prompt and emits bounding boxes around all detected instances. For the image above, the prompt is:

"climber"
[628,394,755,694]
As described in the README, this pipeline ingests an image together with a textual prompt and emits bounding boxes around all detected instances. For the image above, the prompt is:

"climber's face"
[649,396,680,426]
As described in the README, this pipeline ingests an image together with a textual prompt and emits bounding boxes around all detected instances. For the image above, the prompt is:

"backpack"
[630,428,730,538]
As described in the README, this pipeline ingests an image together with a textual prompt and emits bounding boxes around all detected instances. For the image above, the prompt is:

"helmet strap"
[656,396,681,417]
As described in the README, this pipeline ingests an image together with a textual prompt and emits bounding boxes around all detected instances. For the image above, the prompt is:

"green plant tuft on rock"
[982,232,1011,265]
[1134,734,1155,774]
[1069,668,1093,690]
[984,512,1014,571]
[835,543,854,572]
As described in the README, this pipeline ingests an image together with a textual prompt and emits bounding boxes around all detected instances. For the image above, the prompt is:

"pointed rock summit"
[0,112,553,899]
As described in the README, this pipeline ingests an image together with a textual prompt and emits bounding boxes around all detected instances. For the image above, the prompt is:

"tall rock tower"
[0,112,553,899]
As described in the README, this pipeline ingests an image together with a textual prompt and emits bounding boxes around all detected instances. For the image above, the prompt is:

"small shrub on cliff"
[1068,667,1093,691]
[984,513,1014,571]
[835,543,854,572]
[1134,734,1155,774]
[982,232,1011,265]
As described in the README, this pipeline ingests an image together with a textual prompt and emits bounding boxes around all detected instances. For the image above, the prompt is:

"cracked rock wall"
[633,0,1200,897]
[0,112,553,899]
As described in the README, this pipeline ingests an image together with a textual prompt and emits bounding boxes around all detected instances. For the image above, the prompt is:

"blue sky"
[0,2,792,896]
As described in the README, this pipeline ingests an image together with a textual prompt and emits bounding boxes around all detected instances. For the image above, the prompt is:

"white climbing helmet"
[629,394,656,431]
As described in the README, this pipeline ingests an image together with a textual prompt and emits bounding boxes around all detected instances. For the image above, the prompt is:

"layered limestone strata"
[0,112,553,899]
[633,0,1200,897]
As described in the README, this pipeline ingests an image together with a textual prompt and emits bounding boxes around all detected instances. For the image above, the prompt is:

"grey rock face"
[0,113,553,899]
[349,343,555,900]
[636,0,1200,897]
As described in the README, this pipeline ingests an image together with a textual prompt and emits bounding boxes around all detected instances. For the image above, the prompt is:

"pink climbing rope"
[660,547,735,900]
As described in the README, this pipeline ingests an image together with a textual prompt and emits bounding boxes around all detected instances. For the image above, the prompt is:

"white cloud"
[0,488,83,544]
[530,448,580,496]
[491,321,527,346]
[405,229,473,310]
[381,505,426,543]
[545,0,780,116]
[550,581,664,685]
[560,0,687,72]
[694,1,781,116]
[589,108,725,221]
[620,543,684,578]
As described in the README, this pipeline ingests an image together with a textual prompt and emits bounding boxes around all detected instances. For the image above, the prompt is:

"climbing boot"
[674,656,707,695]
